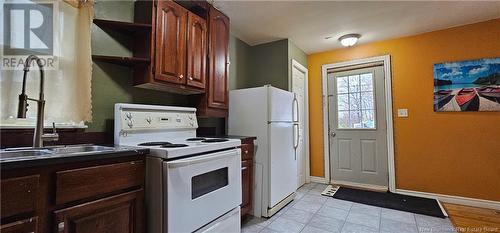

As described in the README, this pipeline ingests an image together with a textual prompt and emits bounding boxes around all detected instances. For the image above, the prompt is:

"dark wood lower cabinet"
[0,155,145,233]
[239,137,256,217]
[54,190,143,233]
[241,159,253,216]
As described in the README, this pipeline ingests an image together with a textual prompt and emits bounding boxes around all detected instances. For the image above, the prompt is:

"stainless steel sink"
[1,145,117,162]
[48,145,115,154]
[0,149,54,160]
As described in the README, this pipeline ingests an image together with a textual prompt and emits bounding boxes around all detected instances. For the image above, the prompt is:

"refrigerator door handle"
[293,94,299,123]
[293,123,299,151]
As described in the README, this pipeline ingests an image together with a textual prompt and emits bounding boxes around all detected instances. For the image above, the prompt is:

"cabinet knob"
[179,75,184,79]
[244,150,248,154]
[58,222,65,232]
[189,77,193,81]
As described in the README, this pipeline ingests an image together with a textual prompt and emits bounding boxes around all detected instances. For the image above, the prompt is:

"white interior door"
[291,60,309,188]
[328,65,389,188]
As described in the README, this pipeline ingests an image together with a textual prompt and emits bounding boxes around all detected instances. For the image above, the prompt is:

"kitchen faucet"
[17,55,58,147]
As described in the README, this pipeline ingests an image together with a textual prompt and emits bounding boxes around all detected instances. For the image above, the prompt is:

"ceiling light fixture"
[339,34,361,47]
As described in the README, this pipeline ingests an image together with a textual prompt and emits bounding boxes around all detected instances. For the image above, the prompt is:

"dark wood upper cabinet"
[97,1,231,116]
[154,1,187,85]
[186,12,207,89]
[207,6,230,110]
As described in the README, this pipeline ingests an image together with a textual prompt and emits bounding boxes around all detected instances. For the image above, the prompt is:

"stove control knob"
[190,122,194,126]
[188,116,193,120]
[126,112,132,119]
[127,120,133,128]
[146,116,152,124]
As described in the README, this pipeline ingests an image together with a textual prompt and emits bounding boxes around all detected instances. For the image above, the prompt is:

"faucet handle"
[52,122,57,133]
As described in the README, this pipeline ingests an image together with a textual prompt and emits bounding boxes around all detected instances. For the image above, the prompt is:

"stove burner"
[138,142,172,146]
[161,144,189,148]
[201,138,229,143]
[186,137,206,141]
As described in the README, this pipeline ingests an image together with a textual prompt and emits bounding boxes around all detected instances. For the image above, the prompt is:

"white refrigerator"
[228,85,298,217]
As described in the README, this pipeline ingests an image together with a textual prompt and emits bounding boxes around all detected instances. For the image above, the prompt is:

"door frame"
[321,55,396,192]
[290,59,311,184]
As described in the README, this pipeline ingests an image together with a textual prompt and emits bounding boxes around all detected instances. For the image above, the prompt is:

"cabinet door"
[0,217,38,233]
[54,190,143,233]
[155,1,187,84]
[186,12,207,89]
[208,7,229,109]
[241,159,253,215]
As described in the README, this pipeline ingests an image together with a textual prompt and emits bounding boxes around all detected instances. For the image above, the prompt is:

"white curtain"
[0,0,93,128]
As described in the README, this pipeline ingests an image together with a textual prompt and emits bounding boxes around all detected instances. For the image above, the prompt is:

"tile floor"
[242,183,457,233]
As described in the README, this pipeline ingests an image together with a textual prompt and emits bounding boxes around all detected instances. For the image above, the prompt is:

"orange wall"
[307,19,500,201]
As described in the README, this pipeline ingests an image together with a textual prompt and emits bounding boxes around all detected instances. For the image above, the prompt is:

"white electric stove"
[114,103,242,233]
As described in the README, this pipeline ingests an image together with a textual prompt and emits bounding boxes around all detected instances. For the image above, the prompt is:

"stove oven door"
[164,148,242,233]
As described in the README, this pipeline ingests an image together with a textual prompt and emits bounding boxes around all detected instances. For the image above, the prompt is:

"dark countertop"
[0,145,149,170]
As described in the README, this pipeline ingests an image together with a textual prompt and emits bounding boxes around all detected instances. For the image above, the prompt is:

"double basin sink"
[0,145,116,162]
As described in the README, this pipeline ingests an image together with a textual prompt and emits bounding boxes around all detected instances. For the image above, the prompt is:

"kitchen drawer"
[56,161,143,205]
[1,175,39,219]
[0,217,38,233]
[240,144,254,161]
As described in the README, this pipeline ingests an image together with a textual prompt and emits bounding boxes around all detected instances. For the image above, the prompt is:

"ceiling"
[213,1,500,54]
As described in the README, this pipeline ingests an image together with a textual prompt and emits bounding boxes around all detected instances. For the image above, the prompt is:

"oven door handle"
[167,150,238,168]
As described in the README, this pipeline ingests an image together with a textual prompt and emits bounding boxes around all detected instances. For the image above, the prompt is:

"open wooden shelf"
[93,19,152,34]
[92,55,150,66]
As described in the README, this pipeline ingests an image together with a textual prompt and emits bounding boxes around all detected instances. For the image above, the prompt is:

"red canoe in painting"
[455,88,477,107]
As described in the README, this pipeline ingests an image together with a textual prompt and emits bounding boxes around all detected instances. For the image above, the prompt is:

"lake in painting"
[433,58,499,112]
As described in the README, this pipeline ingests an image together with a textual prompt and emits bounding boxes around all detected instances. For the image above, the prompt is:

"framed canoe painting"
[433,58,500,112]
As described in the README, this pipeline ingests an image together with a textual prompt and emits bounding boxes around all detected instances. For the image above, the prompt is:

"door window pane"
[336,72,376,129]
[361,110,375,128]
[350,111,362,128]
[192,167,228,199]
[336,76,349,94]
[338,111,350,128]
[360,73,373,91]
[348,75,360,92]
[361,91,374,110]
[337,94,349,110]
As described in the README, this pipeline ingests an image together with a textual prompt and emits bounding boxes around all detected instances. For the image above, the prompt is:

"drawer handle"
[179,75,184,79]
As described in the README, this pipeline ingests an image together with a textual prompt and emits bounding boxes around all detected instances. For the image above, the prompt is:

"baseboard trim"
[309,176,328,184]
[331,180,388,192]
[396,189,500,211]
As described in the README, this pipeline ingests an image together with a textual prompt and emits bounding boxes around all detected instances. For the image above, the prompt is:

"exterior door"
[155,1,187,84]
[291,61,308,188]
[328,66,389,188]
[207,6,229,109]
[186,12,207,89]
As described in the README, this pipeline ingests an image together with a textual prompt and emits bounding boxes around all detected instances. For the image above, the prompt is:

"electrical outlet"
[398,109,408,118]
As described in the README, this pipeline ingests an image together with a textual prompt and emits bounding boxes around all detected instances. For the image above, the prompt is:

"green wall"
[288,40,308,81]
[229,36,251,90]
[247,39,289,90]
[240,39,308,91]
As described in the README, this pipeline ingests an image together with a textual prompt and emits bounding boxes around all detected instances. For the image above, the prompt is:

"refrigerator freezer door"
[268,86,294,122]
[268,122,297,207]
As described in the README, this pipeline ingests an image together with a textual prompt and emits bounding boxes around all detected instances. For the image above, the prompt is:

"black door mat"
[332,187,446,218]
